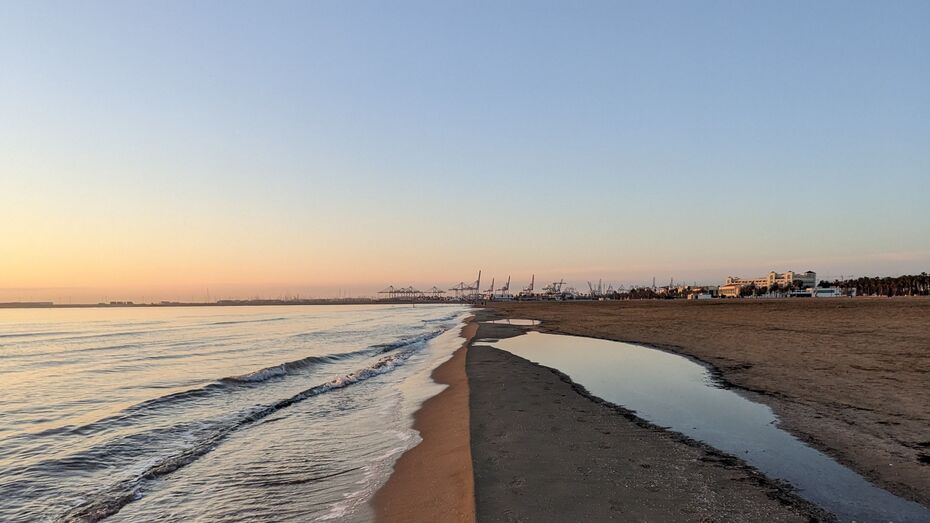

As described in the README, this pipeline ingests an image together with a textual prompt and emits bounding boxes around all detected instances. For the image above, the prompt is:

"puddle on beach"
[483,318,541,326]
[478,331,930,523]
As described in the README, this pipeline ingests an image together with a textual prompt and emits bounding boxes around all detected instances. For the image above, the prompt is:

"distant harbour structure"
[375,268,840,302]
[425,286,446,299]
[449,270,482,301]
[376,271,485,302]
[495,276,513,300]
[518,274,536,299]
[541,279,566,299]
[377,286,422,300]
[447,282,470,300]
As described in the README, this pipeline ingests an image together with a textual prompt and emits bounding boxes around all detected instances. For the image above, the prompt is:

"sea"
[0,304,470,522]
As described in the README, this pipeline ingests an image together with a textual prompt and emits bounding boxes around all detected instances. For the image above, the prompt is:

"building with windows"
[719,271,817,297]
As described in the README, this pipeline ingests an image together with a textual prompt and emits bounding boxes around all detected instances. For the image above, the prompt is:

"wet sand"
[487,298,930,508]
[373,319,476,522]
[469,311,829,522]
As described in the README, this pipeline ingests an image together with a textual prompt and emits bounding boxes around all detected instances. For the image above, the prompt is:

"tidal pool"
[482,318,541,326]
[479,330,930,523]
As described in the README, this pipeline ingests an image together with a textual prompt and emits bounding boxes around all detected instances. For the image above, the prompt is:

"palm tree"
[826,272,930,297]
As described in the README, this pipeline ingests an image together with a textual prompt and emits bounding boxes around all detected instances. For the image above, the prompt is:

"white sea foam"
[3,305,471,523]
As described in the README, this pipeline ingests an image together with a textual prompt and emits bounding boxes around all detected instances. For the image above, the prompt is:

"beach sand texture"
[373,319,477,522]
[487,298,930,507]
[467,313,829,522]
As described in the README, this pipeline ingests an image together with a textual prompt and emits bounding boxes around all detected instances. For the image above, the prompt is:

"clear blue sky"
[1,1,928,300]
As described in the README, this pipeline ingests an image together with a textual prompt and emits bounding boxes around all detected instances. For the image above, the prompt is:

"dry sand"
[373,319,477,522]
[488,298,930,508]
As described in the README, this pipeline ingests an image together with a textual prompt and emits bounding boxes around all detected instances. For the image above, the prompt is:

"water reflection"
[0,305,468,522]
[480,331,930,523]
[482,319,541,326]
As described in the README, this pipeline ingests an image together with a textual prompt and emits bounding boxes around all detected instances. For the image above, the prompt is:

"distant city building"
[718,284,743,298]
[809,287,847,298]
[719,271,817,298]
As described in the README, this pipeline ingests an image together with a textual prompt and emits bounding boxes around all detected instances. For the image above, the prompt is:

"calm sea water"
[483,330,930,523]
[0,304,469,522]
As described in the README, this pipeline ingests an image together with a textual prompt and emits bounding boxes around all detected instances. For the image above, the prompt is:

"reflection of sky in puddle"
[480,331,930,523]
[483,319,540,326]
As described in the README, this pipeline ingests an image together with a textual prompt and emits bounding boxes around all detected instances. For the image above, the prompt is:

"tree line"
[819,273,930,297]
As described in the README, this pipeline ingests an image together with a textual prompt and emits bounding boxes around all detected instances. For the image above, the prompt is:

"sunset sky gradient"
[2,1,928,301]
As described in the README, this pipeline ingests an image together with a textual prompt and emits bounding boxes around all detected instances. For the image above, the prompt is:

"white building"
[719,271,817,297]
[812,287,844,298]
[724,271,816,289]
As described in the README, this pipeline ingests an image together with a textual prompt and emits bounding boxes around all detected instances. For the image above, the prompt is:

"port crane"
[450,270,482,301]
[519,274,535,298]
[448,282,469,299]
[496,276,512,299]
[587,279,604,297]
[483,277,495,299]
[542,279,566,297]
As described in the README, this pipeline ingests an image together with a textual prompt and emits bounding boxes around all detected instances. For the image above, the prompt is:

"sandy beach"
[468,310,830,522]
[487,298,930,508]
[373,298,929,521]
[373,318,477,522]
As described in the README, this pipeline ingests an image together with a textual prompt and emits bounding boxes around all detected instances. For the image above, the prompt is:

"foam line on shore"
[56,338,439,523]
[372,316,477,522]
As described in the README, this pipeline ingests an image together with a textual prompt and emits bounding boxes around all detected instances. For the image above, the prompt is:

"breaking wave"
[206,317,287,326]
[422,311,464,324]
[55,328,450,522]
[36,330,447,441]
[223,329,444,384]
[58,347,425,522]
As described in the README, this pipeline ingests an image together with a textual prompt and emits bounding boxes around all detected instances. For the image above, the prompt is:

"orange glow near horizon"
[2,0,928,302]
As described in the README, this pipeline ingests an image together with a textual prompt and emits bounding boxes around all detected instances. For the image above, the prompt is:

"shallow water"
[481,330,930,523]
[482,319,540,326]
[0,304,469,522]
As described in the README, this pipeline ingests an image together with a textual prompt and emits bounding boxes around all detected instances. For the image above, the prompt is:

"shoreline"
[0,300,466,309]
[370,300,928,521]
[487,299,930,509]
[372,316,477,522]
[468,309,830,521]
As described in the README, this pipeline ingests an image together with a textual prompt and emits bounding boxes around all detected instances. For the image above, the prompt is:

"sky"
[1,0,928,302]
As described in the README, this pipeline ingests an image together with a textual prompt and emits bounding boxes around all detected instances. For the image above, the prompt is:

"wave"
[422,311,463,324]
[57,346,425,523]
[220,353,355,384]
[288,328,370,341]
[223,329,444,384]
[206,317,287,326]
[27,329,447,444]
[371,329,446,351]
[0,330,78,339]
[15,326,185,345]
[13,317,281,345]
